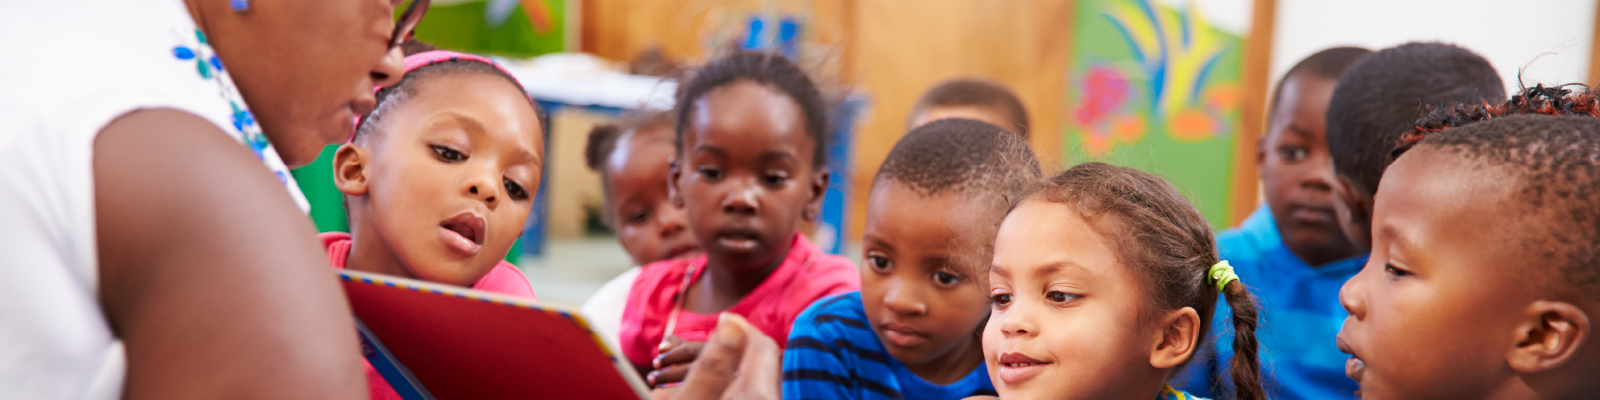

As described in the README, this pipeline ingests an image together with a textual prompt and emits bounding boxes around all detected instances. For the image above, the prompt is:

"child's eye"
[1044,291,1079,303]
[990,293,1012,308]
[931,271,961,287]
[1279,146,1308,162]
[697,167,723,181]
[625,210,650,225]
[865,255,891,272]
[762,173,788,186]
[431,144,466,162]
[1383,263,1412,278]
[503,178,529,200]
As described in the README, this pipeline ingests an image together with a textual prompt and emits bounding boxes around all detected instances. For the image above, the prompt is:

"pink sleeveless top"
[619,233,859,369]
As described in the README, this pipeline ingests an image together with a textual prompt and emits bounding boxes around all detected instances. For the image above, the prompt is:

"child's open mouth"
[439,212,486,256]
[996,352,1052,384]
[1337,336,1366,382]
[714,229,762,252]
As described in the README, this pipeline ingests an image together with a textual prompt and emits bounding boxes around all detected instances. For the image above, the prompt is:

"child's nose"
[1301,163,1336,192]
[466,180,499,209]
[720,184,760,216]
[1339,263,1369,319]
[882,280,927,316]
[998,303,1034,337]
[657,204,688,237]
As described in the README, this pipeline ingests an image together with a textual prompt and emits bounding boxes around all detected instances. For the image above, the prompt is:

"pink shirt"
[620,233,859,369]
[319,232,536,400]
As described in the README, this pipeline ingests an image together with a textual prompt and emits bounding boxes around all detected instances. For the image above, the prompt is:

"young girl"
[984,163,1265,400]
[784,119,1041,399]
[328,48,544,399]
[1336,85,1600,400]
[581,110,702,347]
[621,50,860,388]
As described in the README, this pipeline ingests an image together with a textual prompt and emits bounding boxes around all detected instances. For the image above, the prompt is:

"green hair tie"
[1208,260,1239,292]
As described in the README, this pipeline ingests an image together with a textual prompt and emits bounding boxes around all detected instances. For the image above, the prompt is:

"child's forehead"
[683,124,814,166]
[1378,150,1537,276]
[868,181,1009,257]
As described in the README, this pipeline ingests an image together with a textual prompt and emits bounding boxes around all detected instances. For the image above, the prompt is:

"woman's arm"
[94,108,365,399]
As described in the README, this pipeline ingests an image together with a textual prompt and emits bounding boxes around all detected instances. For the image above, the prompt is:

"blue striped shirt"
[1175,206,1367,399]
[782,293,997,400]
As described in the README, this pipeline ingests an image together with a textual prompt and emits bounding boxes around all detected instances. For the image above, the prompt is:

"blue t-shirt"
[1175,206,1367,400]
[782,293,997,400]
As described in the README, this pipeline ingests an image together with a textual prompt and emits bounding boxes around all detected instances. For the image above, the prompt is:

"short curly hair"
[908,78,1030,138]
[673,50,828,167]
[874,118,1041,203]
[1394,84,1600,301]
[1325,42,1505,195]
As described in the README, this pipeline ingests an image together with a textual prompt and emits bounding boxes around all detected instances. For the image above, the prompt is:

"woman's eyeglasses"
[389,0,431,49]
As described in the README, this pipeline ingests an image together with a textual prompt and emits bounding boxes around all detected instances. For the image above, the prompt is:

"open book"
[339,269,651,399]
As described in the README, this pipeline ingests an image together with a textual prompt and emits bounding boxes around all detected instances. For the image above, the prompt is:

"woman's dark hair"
[1032,163,1264,400]
[673,50,828,167]
[1394,84,1600,301]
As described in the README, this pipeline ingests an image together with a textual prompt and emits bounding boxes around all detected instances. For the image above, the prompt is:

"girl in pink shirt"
[621,50,860,389]
[325,46,544,399]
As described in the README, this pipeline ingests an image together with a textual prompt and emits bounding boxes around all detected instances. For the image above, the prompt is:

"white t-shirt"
[0,1,308,398]
[581,266,641,351]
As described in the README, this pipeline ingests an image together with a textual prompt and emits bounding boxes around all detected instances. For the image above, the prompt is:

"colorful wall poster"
[1064,0,1245,229]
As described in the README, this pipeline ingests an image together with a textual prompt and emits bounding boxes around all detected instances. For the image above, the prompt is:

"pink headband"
[350,50,526,142]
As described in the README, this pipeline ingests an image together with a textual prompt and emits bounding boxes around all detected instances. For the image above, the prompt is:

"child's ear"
[1331,174,1373,251]
[1255,135,1268,171]
[668,157,685,207]
[1506,300,1590,373]
[803,166,831,222]
[1149,306,1202,369]
[333,143,371,196]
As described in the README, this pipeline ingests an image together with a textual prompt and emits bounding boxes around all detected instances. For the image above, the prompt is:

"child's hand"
[648,335,706,387]
[658,313,782,400]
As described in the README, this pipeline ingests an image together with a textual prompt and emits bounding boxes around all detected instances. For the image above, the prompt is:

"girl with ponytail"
[980,162,1265,400]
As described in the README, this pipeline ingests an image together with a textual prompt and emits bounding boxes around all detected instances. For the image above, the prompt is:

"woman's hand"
[654,313,782,400]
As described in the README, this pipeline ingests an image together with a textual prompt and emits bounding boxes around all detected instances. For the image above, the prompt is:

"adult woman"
[0,0,423,398]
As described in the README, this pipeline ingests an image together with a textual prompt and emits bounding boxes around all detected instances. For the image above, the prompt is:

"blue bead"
[209,56,223,72]
[230,0,249,12]
[172,46,194,60]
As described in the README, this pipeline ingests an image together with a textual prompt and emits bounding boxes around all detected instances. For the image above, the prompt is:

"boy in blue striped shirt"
[782,119,1041,399]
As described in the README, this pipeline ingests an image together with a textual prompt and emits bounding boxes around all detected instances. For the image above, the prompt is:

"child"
[1324,42,1504,253]
[620,50,861,388]
[584,110,703,266]
[1338,85,1600,400]
[907,78,1031,138]
[783,119,1042,399]
[984,163,1265,400]
[1177,47,1371,399]
[581,110,703,348]
[328,49,544,399]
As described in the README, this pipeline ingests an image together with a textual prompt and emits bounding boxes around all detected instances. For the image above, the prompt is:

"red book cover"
[339,270,650,399]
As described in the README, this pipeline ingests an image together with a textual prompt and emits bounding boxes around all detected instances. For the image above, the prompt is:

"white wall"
[1273,0,1595,93]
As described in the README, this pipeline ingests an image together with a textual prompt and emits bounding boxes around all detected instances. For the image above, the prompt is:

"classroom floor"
[516,237,635,308]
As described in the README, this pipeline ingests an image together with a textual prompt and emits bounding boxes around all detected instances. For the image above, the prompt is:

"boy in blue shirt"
[1180,43,1506,400]
[1177,47,1371,399]
[782,119,1040,399]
